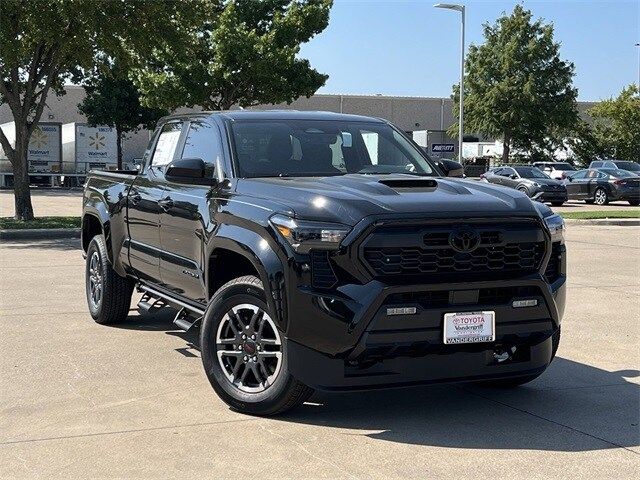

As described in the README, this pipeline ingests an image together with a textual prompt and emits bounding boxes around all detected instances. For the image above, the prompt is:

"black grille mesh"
[362,222,546,278]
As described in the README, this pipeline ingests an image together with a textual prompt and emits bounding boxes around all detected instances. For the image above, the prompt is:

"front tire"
[85,235,134,325]
[200,275,313,416]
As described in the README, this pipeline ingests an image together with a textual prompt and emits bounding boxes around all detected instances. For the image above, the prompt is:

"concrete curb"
[564,219,640,226]
[0,228,81,241]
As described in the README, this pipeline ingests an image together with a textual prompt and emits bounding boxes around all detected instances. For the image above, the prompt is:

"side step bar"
[137,284,205,331]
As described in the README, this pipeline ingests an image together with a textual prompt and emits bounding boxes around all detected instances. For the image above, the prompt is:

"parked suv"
[532,162,576,180]
[82,111,566,415]
[589,160,640,176]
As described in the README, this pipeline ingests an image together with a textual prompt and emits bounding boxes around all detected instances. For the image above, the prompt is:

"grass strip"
[0,216,81,230]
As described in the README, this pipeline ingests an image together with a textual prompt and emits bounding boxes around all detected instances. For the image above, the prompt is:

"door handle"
[158,197,174,211]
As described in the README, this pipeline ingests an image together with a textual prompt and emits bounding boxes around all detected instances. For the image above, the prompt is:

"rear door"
[126,122,184,283]
[157,120,225,302]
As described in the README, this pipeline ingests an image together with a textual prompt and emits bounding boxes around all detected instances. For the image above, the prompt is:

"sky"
[299,0,640,101]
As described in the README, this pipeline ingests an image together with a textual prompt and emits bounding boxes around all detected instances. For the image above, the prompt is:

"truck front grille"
[360,220,546,280]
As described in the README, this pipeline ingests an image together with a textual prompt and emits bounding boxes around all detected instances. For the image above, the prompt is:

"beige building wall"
[1,87,596,163]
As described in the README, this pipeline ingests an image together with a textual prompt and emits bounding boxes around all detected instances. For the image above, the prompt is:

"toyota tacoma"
[82,111,566,415]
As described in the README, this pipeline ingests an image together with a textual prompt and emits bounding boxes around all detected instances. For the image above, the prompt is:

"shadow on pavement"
[283,358,639,452]
[108,309,640,452]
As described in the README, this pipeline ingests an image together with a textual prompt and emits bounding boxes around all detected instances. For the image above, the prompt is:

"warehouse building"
[0,85,596,166]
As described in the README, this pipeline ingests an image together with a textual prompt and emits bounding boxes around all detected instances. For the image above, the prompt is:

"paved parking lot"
[1,188,639,218]
[0,225,639,479]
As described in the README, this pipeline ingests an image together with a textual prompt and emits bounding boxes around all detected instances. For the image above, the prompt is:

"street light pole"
[635,43,640,93]
[434,3,465,162]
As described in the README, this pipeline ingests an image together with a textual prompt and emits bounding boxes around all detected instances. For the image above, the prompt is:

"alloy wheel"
[88,251,103,309]
[594,189,607,205]
[215,304,283,393]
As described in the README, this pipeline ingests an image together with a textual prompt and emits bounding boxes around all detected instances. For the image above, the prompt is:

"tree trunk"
[11,125,35,221]
[116,126,123,170]
[502,133,511,164]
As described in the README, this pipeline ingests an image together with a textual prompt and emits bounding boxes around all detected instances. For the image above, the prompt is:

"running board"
[173,307,202,332]
[138,284,205,317]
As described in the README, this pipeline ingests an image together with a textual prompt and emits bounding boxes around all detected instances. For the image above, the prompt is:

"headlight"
[270,214,351,253]
[544,213,565,236]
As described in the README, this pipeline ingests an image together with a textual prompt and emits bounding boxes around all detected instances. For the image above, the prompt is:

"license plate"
[443,311,495,344]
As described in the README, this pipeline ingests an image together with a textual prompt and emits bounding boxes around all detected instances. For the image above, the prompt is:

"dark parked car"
[564,168,640,205]
[482,165,567,206]
[82,111,565,415]
[589,160,640,176]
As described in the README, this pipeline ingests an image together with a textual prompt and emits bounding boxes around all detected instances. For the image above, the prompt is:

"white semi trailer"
[0,122,63,174]
[62,123,118,174]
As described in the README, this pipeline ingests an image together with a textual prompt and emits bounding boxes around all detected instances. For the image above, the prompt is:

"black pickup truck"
[82,111,566,415]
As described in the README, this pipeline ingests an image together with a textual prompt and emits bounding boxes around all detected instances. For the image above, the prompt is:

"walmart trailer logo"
[30,128,48,149]
[89,132,106,150]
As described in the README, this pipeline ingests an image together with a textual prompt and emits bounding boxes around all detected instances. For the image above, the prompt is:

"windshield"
[613,161,640,172]
[600,168,636,178]
[229,120,436,178]
[514,166,550,179]
[554,163,576,171]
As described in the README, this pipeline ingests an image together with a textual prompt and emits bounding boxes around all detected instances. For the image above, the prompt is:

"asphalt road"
[0,225,638,479]
[1,188,639,218]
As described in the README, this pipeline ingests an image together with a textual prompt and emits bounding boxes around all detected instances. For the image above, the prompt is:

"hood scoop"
[378,178,438,192]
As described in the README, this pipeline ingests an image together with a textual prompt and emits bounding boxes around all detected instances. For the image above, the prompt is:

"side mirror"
[510,174,518,179]
[165,158,217,186]
[439,159,464,178]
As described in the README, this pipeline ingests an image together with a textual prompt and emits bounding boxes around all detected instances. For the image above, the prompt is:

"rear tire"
[85,235,134,325]
[200,275,313,416]
[478,327,561,388]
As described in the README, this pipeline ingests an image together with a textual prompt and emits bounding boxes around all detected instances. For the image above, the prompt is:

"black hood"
[236,174,541,226]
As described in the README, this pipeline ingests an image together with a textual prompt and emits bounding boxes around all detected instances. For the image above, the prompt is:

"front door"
[127,121,184,283]
[157,120,224,302]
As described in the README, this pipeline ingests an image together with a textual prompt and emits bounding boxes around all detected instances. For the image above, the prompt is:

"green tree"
[587,84,640,160]
[136,0,332,111]
[78,61,167,169]
[0,0,207,220]
[449,5,578,163]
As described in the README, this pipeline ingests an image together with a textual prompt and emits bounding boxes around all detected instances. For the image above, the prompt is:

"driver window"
[151,122,183,167]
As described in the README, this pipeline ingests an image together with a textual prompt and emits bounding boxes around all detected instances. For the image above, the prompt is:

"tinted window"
[230,120,436,178]
[590,161,603,168]
[600,168,636,178]
[613,161,640,172]
[151,122,183,167]
[181,121,222,167]
[570,170,588,179]
[554,163,576,171]
[501,168,516,177]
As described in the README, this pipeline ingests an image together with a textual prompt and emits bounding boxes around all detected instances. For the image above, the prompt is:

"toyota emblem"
[449,228,481,253]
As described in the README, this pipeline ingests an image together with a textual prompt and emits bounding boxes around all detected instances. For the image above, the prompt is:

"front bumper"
[280,215,566,391]
[532,189,568,203]
[285,273,566,390]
